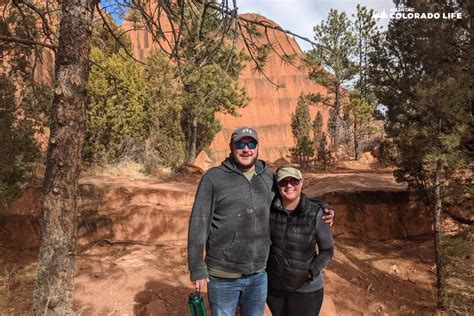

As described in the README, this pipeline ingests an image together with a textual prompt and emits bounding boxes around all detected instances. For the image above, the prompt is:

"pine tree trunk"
[434,159,445,310]
[184,120,191,163]
[184,116,198,164]
[363,41,368,101]
[189,117,198,163]
[358,34,363,95]
[33,1,94,314]
[354,120,359,160]
[330,85,340,147]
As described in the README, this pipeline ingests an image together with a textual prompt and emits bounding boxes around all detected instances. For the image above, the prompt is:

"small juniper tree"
[345,90,376,159]
[144,49,184,169]
[85,47,150,163]
[290,96,314,169]
[312,111,331,170]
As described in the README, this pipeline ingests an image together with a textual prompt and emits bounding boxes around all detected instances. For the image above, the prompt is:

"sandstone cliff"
[123,13,330,164]
[17,10,332,165]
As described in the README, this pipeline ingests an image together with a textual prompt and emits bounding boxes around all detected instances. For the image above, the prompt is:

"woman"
[266,166,334,316]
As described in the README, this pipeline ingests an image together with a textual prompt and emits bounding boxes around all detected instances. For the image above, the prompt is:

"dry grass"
[0,253,37,315]
[443,231,474,314]
[82,160,175,180]
[82,161,148,179]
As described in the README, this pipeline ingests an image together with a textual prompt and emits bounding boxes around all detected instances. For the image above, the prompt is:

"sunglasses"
[234,140,258,150]
[278,178,301,187]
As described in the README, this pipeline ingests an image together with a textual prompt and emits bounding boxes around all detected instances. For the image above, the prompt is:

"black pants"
[266,287,324,316]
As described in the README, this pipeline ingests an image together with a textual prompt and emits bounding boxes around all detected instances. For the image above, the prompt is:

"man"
[188,127,334,316]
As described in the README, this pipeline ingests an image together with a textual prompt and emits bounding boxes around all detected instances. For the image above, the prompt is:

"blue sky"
[104,0,395,52]
[237,0,395,51]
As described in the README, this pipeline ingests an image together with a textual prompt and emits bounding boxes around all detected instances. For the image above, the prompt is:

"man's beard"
[231,152,258,170]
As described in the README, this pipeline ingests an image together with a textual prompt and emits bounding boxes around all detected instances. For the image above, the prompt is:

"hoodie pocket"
[223,231,252,264]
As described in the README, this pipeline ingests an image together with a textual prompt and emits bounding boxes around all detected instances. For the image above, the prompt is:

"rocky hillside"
[122,13,331,163]
[21,9,333,164]
[0,171,432,249]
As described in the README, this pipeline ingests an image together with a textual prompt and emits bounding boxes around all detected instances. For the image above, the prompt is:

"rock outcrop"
[1,177,196,248]
[7,7,334,165]
[1,172,432,249]
[123,13,331,164]
[213,14,330,163]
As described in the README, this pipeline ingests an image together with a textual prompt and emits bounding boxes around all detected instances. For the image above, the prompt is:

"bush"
[0,79,39,210]
[114,136,145,164]
[84,47,150,163]
[145,108,185,172]
[377,138,398,166]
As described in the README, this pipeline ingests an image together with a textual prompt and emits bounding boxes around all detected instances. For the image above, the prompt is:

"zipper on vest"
[283,212,291,249]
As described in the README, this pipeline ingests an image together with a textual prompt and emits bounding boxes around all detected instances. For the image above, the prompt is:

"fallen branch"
[98,239,153,246]
[445,210,473,225]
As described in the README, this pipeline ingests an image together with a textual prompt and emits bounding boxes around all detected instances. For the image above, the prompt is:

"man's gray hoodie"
[187,157,275,281]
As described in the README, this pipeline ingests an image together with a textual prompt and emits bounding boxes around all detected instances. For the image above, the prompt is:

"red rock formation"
[10,9,332,166]
[1,172,433,249]
[212,14,330,163]
[122,13,331,164]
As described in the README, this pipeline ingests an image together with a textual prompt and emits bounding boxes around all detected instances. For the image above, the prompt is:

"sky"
[236,0,395,51]
[104,0,396,51]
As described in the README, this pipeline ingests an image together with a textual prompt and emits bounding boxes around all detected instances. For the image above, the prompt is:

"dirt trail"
[0,238,437,315]
[0,170,440,315]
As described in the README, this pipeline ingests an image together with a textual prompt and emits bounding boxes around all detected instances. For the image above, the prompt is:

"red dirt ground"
[1,168,471,315]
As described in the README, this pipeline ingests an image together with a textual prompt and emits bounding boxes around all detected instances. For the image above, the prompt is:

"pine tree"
[312,111,331,170]
[352,5,378,103]
[32,1,95,313]
[312,111,324,148]
[290,96,314,168]
[345,90,376,159]
[0,75,40,211]
[369,0,472,309]
[0,3,46,211]
[177,4,248,164]
[0,4,53,125]
[307,9,356,148]
[317,132,331,171]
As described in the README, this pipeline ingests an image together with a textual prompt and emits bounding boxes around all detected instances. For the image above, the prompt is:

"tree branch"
[94,2,145,65]
[445,209,474,225]
[14,0,58,44]
[197,0,334,53]
[0,35,57,50]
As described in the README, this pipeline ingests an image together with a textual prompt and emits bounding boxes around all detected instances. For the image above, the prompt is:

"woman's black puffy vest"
[267,194,324,291]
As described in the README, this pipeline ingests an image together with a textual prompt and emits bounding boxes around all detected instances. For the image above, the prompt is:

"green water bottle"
[188,291,207,316]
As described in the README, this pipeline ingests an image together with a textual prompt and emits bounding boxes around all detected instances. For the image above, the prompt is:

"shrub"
[0,78,39,211]
[377,138,398,166]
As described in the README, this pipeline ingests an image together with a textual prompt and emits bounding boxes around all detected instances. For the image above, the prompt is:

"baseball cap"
[231,127,259,143]
[276,166,303,182]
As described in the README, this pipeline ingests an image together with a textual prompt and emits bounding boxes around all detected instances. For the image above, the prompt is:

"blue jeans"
[207,271,267,316]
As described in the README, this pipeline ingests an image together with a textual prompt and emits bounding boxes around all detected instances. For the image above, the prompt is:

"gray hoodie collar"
[220,156,267,175]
